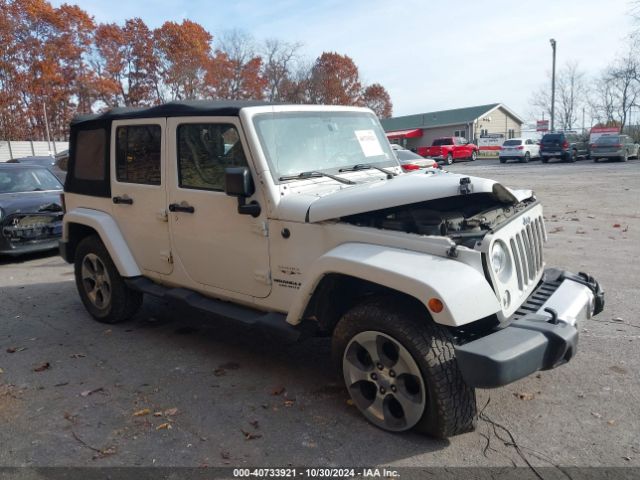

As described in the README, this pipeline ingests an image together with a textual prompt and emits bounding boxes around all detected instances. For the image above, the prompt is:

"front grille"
[510,274,562,321]
[508,215,546,292]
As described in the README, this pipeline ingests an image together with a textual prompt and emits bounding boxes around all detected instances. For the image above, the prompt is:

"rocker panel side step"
[125,277,301,342]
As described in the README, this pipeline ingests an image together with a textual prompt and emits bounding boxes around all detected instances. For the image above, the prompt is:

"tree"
[308,52,362,105]
[213,29,266,100]
[529,62,586,131]
[262,38,301,101]
[154,20,212,100]
[361,83,392,118]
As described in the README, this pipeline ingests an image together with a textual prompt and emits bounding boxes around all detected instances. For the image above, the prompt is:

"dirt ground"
[0,157,639,470]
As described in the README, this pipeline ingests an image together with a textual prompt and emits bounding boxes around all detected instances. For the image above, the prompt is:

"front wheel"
[541,157,549,163]
[470,150,477,161]
[332,298,477,438]
[499,158,507,164]
[621,151,628,162]
[446,153,454,165]
[74,235,143,324]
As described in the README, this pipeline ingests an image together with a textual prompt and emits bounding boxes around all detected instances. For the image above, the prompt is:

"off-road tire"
[332,297,477,438]
[446,153,454,165]
[74,235,143,324]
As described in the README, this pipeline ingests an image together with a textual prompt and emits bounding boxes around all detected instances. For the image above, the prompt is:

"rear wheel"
[446,153,454,165]
[541,157,549,163]
[621,151,628,162]
[499,158,507,164]
[522,152,530,163]
[74,235,143,324]
[332,298,477,438]
[568,150,577,162]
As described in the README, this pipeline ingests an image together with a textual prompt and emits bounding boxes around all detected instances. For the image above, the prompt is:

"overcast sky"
[53,0,635,122]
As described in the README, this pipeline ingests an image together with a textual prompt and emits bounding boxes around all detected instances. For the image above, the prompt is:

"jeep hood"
[274,172,532,223]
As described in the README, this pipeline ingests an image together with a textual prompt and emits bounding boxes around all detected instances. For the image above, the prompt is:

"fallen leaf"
[570,217,580,221]
[576,229,586,234]
[591,412,602,419]
[54,382,69,387]
[103,329,112,335]
[587,215,595,219]
[33,362,50,372]
[609,365,628,375]
[613,224,621,228]
[133,408,151,417]
[80,387,104,397]
[249,420,259,429]
[271,385,286,396]
[623,225,629,232]
[164,407,178,416]
[608,420,616,426]
[241,429,262,440]
[156,422,172,430]
[70,353,86,359]
[514,392,535,401]
[213,368,226,377]
[550,226,564,234]
[613,317,624,322]
[284,399,295,407]
[346,399,354,406]
[6,347,26,353]
[220,450,231,460]
[623,456,632,461]
[153,411,163,417]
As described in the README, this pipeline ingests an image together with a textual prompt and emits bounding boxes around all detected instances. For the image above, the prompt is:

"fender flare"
[286,243,501,327]
[63,208,141,277]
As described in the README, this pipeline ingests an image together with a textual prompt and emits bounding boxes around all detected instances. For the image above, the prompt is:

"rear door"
[110,119,173,275]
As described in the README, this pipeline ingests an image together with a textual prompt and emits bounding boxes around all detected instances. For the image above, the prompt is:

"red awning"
[385,128,423,139]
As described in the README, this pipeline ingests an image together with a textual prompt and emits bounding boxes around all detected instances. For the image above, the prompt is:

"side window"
[75,128,107,181]
[177,123,247,191]
[115,125,162,185]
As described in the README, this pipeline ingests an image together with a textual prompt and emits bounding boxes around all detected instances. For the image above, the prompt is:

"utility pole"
[582,106,585,136]
[43,102,52,156]
[550,38,557,132]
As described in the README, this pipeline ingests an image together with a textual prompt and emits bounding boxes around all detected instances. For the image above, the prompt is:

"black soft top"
[71,100,275,126]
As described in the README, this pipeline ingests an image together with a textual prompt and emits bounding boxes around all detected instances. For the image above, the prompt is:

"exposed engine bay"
[341,192,537,247]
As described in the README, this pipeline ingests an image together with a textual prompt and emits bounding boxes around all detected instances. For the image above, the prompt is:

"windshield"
[0,167,62,193]
[253,111,397,181]
[503,140,522,146]
[595,136,621,145]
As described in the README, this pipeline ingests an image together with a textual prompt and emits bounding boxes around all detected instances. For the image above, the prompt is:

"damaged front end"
[340,180,537,248]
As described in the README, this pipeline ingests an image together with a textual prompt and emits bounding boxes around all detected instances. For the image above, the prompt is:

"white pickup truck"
[59,101,604,438]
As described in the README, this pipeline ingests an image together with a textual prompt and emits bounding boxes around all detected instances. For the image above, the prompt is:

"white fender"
[63,208,141,277]
[286,243,501,327]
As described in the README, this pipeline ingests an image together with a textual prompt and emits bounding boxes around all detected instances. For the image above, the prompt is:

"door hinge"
[254,269,271,285]
[251,221,269,237]
[160,250,173,264]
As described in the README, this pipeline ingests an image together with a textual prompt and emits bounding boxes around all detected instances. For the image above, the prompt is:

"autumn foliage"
[0,0,393,141]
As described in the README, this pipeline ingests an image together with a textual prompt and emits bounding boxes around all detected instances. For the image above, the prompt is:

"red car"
[419,137,478,165]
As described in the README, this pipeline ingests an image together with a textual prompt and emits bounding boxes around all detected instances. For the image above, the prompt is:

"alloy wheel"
[81,253,112,310]
[343,331,426,431]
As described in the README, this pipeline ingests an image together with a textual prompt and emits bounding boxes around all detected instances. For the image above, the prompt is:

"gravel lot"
[1,158,639,469]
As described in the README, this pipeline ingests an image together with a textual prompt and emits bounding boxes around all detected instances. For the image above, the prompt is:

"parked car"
[60,101,603,438]
[591,134,639,162]
[539,132,589,163]
[0,164,64,255]
[498,138,540,163]
[419,137,478,165]
[394,148,440,171]
[7,155,66,182]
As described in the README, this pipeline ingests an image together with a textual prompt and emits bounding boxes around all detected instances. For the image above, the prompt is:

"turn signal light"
[427,298,444,313]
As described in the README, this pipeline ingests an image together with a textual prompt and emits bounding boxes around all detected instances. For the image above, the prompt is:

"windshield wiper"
[278,171,356,185]
[338,164,397,178]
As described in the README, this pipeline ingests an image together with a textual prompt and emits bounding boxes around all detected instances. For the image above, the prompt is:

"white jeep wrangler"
[60,101,604,438]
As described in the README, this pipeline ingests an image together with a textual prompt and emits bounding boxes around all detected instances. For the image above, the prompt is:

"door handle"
[113,196,133,205]
[168,203,195,214]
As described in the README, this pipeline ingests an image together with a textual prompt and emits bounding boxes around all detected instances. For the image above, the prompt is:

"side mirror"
[224,167,261,217]
[225,166,254,197]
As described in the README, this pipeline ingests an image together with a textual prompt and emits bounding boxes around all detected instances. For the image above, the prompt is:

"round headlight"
[490,241,509,276]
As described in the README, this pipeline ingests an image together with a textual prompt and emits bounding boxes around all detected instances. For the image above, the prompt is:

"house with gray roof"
[380,103,524,155]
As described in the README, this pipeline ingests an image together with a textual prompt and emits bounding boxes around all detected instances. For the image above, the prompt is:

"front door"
[110,119,173,275]
[166,117,271,298]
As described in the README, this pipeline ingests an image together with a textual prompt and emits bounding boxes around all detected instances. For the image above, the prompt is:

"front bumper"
[455,268,604,388]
